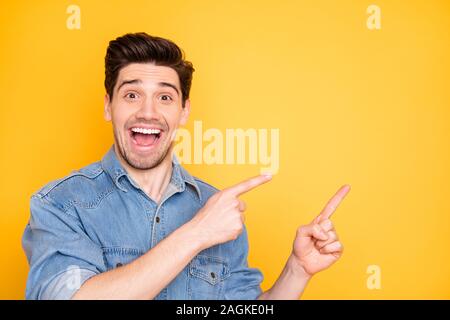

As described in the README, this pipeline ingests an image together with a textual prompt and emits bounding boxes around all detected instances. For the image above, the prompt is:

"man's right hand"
[189,174,272,249]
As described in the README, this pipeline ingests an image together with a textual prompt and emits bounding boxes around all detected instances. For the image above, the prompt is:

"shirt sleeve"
[22,194,107,300]
[223,225,264,300]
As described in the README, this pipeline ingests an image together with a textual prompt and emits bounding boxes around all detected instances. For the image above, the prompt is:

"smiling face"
[104,63,190,170]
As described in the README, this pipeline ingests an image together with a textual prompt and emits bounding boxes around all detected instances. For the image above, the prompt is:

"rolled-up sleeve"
[22,195,106,300]
[224,225,264,300]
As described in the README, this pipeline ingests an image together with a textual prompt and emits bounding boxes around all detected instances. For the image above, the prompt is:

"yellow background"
[1,0,449,299]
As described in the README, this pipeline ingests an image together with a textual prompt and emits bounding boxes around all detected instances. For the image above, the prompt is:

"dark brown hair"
[104,32,195,107]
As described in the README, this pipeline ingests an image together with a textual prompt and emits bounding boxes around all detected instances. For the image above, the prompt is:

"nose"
[135,97,159,120]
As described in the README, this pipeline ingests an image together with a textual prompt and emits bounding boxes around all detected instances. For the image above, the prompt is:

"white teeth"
[131,127,161,135]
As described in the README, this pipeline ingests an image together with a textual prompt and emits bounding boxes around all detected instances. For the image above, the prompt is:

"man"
[22,32,350,300]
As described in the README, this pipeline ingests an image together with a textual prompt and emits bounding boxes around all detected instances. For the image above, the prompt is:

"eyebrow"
[117,79,180,96]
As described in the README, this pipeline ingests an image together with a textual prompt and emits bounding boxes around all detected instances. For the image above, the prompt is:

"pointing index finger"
[314,184,351,223]
[225,174,272,197]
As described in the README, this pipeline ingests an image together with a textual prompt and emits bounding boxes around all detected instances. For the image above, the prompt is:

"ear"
[179,99,191,126]
[104,94,112,122]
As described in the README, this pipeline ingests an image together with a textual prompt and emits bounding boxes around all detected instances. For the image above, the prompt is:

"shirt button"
[156,216,160,223]
[210,272,216,279]
[116,263,123,268]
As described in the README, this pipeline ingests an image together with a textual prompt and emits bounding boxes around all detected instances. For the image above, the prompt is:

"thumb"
[297,223,328,241]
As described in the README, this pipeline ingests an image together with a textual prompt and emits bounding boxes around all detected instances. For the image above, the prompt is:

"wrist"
[286,253,313,281]
[261,253,313,300]
[182,219,209,252]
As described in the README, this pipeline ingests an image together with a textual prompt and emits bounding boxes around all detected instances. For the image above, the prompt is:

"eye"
[160,94,173,102]
[124,92,139,100]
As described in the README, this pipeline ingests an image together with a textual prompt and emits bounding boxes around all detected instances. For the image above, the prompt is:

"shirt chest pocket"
[188,254,231,300]
[102,247,144,270]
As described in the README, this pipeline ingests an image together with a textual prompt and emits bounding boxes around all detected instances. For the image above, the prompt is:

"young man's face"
[104,63,190,170]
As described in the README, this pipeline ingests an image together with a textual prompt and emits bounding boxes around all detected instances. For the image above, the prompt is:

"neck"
[114,146,173,204]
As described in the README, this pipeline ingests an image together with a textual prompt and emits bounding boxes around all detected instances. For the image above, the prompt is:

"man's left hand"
[291,185,351,276]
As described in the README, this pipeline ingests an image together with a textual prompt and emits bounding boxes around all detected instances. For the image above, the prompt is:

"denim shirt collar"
[101,145,201,201]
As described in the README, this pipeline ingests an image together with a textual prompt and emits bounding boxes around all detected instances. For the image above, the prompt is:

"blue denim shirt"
[22,146,264,300]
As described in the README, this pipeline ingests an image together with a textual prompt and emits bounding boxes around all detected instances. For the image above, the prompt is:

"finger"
[314,184,351,223]
[240,212,246,224]
[319,219,334,232]
[229,199,240,210]
[315,230,338,249]
[238,200,246,212]
[313,219,334,247]
[319,241,343,254]
[225,174,272,197]
[297,223,328,241]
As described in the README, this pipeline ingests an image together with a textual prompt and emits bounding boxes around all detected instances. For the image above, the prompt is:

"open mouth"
[129,127,162,148]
